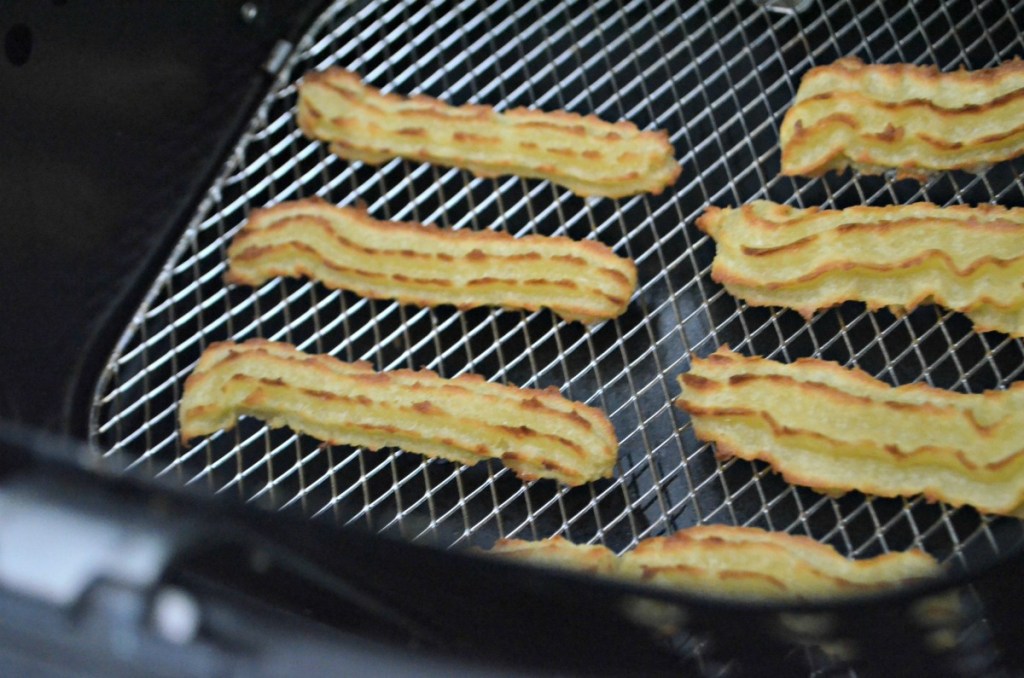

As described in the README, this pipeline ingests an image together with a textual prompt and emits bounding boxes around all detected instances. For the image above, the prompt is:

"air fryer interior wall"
[0,0,323,432]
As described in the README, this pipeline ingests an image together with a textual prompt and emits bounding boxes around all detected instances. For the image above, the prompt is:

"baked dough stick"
[676,345,1024,515]
[697,200,1024,338]
[619,526,938,601]
[780,57,1024,179]
[485,527,938,601]
[179,340,618,486]
[296,68,680,198]
[226,198,637,323]
[485,536,620,576]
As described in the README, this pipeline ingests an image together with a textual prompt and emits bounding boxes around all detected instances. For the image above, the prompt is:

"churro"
[485,526,938,600]
[676,345,1024,515]
[780,57,1024,179]
[697,200,1024,338]
[486,536,619,576]
[297,68,679,197]
[179,340,619,486]
[226,198,637,323]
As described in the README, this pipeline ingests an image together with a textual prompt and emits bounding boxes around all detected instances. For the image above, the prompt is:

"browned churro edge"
[481,525,938,600]
[696,200,1024,338]
[674,345,1024,515]
[179,339,618,486]
[779,56,1024,178]
[224,197,637,323]
[296,68,680,198]
[482,536,620,576]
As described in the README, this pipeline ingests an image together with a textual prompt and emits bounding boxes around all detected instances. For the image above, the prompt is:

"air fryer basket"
[90,0,1024,672]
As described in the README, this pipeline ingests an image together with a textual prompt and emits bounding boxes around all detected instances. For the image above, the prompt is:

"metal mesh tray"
[91,0,1024,573]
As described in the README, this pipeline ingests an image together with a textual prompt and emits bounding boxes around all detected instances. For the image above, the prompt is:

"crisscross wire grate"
[91,0,1024,572]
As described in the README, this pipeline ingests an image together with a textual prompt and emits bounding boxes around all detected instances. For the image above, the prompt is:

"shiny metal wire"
[91,0,1024,569]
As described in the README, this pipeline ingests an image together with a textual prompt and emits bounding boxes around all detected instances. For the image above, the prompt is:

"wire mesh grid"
[91,0,1024,569]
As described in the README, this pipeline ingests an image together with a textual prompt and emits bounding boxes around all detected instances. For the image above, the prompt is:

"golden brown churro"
[485,526,938,600]
[179,340,618,486]
[297,68,680,198]
[780,57,1024,179]
[620,526,937,600]
[676,345,1024,515]
[226,198,637,323]
[486,536,620,576]
[696,200,1024,338]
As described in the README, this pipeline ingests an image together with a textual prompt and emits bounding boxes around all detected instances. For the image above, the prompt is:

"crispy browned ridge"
[779,56,1024,179]
[675,345,1024,515]
[296,68,680,198]
[226,197,637,323]
[697,200,1024,338]
[179,340,618,486]
[485,525,938,601]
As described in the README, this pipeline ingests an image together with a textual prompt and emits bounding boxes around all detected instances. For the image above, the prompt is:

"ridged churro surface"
[226,198,637,323]
[780,57,1024,179]
[621,526,937,600]
[179,340,618,486]
[697,200,1024,337]
[486,526,937,600]
[297,68,680,198]
[676,346,1024,515]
